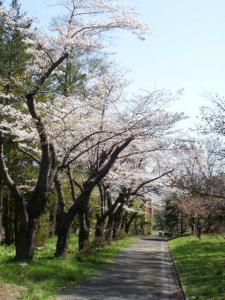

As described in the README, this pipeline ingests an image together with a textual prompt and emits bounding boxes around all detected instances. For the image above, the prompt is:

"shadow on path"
[56,237,185,300]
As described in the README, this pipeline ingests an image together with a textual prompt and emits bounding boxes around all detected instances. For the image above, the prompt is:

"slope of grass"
[169,235,225,300]
[0,235,136,299]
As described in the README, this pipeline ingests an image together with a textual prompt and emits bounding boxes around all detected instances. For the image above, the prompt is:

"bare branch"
[131,169,173,195]
[18,147,40,165]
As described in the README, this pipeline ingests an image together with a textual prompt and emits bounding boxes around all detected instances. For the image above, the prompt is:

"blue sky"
[14,0,225,129]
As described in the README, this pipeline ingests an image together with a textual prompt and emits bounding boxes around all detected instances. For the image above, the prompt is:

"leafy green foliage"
[169,235,225,300]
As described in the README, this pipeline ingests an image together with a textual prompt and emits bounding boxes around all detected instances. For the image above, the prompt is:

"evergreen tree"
[164,194,180,236]
[0,0,32,97]
[0,0,34,245]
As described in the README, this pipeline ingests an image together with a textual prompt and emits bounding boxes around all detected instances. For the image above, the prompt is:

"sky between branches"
[9,0,225,131]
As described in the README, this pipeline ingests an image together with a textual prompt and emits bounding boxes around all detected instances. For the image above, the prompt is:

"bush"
[77,237,107,258]
[114,229,126,240]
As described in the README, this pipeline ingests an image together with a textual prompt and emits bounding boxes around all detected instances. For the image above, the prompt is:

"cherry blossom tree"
[178,196,223,239]
[95,150,174,239]
[50,83,183,255]
[82,88,184,240]
[167,139,225,237]
[200,94,225,138]
[0,0,147,261]
[170,139,225,197]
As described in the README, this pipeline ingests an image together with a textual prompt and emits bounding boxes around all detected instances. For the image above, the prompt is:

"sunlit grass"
[169,235,225,300]
[0,235,136,299]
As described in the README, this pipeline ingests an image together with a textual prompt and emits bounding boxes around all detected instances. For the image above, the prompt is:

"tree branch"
[131,169,173,195]
[18,147,40,165]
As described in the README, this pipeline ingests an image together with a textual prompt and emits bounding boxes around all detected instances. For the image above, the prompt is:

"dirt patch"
[0,283,27,300]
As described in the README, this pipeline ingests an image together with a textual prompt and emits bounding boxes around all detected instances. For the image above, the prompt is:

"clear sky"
[12,0,225,130]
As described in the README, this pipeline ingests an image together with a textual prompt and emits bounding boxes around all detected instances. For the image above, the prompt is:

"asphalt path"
[56,237,185,300]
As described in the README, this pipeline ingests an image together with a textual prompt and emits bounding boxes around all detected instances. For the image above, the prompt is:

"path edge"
[166,239,188,300]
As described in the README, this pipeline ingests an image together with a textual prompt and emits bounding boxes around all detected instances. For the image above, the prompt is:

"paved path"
[56,237,185,300]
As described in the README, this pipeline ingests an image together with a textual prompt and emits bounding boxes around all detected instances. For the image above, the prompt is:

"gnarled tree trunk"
[3,192,15,245]
[55,219,71,257]
[55,138,133,256]
[78,210,90,252]
[15,218,38,261]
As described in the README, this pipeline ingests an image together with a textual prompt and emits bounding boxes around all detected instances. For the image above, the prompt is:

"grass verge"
[0,235,137,299]
[169,235,225,300]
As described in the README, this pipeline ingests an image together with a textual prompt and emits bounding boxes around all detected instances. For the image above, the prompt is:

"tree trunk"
[78,211,89,252]
[106,214,114,240]
[196,219,202,240]
[3,193,15,245]
[55,201,81,256]
[0,190,3,240]
[15,218,38,261]
[180,212,184,236]
[189,217,195,234]
[55,224,70,257]
[113,216,120,238]
[95,214,104,238]
[95,193,124,239]
[54,174,71,257]
[113,210,123,238]
[55,209,71,257]
[206,215,212,233]
[120,214,126,230]
[197,227,202,240]
[125,213,138,234]
[13,191,39,261]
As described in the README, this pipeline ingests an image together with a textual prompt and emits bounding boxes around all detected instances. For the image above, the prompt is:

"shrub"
[77,237,107,258]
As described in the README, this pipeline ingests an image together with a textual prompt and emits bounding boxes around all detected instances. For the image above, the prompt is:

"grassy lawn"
[169,235,225,300]
[0,235,136,299]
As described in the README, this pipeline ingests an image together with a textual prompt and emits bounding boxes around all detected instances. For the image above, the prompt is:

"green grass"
[0,235,137,299]
[169,235,225,300]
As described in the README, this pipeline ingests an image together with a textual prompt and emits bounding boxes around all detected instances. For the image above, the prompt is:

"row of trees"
[163,138,225,239]
[1,0,224,262]
[0,0,182,261]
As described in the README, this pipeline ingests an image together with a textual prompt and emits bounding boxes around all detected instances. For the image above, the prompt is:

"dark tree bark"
[195,218,203,240]
[113,204,124,238]
[0,52,71,261]
[206,214,212,233]
[120,213,127,230]
[78,210,90,251]
[55,138,133,255]
[95,214,104,238]
[95,190,124,238]
[55,222,70,257]
[0,131,58,260]
[15,218,38,260]
[190,217,195,234]
[3,192,15,245]
[125,212,138,234]
[180,212,184,236]
[0,199,2,240]
[0,183,3,240]
[54,174,70,257]
[106,214,114,240]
